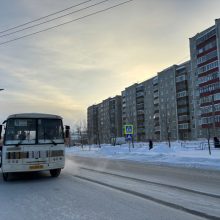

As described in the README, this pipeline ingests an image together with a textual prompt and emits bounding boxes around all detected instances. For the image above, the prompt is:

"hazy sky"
[0,0,220,127]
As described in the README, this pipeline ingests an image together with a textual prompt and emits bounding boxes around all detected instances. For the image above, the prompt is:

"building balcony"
[153,92,159,98]
[137,110,145,115]
[136,103,144,110]
[137,117,145,122]
[136,99,144,104]
[178,123,189,130]
[136,92,144,98]
[136,85,144,92]
[176,84,188,92]
[153,87,158,92]
[153,77,158,85]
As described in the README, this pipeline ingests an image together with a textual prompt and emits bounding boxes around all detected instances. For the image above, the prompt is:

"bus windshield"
[5,118,64,145]
[38,119,64,144]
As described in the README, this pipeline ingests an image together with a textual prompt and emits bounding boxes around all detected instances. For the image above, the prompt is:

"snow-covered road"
[1,156,220,220]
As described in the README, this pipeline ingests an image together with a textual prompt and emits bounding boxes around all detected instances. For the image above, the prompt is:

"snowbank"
[65,141,220,170]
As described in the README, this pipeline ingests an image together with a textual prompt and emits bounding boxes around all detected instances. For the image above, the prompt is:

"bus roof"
[7,113,62,120]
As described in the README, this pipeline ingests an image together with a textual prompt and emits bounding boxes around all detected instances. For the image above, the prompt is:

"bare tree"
[76,120,87,149]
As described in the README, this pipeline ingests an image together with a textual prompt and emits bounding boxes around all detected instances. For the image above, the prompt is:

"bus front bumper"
[2,162,65,173]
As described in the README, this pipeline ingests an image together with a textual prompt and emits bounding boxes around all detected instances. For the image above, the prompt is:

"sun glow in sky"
[0,0,220,127]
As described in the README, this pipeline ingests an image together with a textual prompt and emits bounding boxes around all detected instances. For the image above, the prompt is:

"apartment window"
[179,123,189,129]
[177,91,187,98]
[201,116,220,124]
[198,60,218,74]
[199,82,219,94]
[154,91,159,98]
[197,50,217,65]
[196,28,216,45]
[201,116,213,124]
[177,99,188,106]
[201,103,220,114]
[176,75,186,83]
[153,77,158,85]
[197,40,217,55]
[177,107,188,114]
[178,115,189,121]
[214,93,220,101]
[154,98,159,105]
[198,71,218,84]
[200,105,212,114]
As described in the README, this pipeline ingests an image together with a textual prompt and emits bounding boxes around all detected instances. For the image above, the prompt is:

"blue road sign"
[124,124,133,134]
[126,134,132,141]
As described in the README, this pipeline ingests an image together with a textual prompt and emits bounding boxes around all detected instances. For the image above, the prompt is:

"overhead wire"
[0,0,112,38]
[0,0,93,34]
[0,0,134,46]
[176,55,190,64]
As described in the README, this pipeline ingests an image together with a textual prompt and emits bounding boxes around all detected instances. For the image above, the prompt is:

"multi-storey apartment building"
[121,62,193,142]
[88,61,194,143]
[87,104,99,144]
[190,18,220,138]
[87,96,122,144]
[88,19,220,142]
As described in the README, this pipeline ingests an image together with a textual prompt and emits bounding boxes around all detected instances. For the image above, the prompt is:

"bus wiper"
[43,132,57,146]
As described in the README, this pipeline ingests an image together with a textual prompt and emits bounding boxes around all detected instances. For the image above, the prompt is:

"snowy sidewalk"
[66,141,220,170]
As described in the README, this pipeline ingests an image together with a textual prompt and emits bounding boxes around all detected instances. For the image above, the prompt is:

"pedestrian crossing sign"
[126,134,132,141]
[124,124,133,134]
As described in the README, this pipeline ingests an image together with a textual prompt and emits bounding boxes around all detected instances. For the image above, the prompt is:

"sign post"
[124,124,134,152]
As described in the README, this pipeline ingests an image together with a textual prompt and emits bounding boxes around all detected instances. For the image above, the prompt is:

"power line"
[176,55,190,64]
[0,0,134,46]
[0,0,93,34]
[0,0,111,38]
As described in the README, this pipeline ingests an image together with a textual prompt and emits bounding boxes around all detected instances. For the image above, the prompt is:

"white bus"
[0,113,66,181]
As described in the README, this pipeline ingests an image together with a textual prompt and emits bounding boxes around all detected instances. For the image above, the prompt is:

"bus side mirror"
[0,125,2,140]
[65,125,70,138]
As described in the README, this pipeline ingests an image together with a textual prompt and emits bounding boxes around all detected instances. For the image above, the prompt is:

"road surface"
[0,156,219,220]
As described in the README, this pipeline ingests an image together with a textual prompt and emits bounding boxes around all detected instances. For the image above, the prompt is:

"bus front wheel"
[50,168,61,177]
[2,172,9,181]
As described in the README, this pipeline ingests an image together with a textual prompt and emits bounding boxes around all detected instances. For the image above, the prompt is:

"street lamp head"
[0,89,4,91]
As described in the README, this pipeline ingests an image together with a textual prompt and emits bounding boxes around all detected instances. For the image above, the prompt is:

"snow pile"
[65,141,220,170]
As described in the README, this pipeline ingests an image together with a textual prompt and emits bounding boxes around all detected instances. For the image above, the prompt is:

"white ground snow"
[66,141,220,170]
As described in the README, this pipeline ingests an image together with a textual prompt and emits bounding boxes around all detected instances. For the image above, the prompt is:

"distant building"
[87,104,99,144]
[121,62,194,141]
[87,96,122,144]
[190,18,220,138]
[87,18,220,141]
